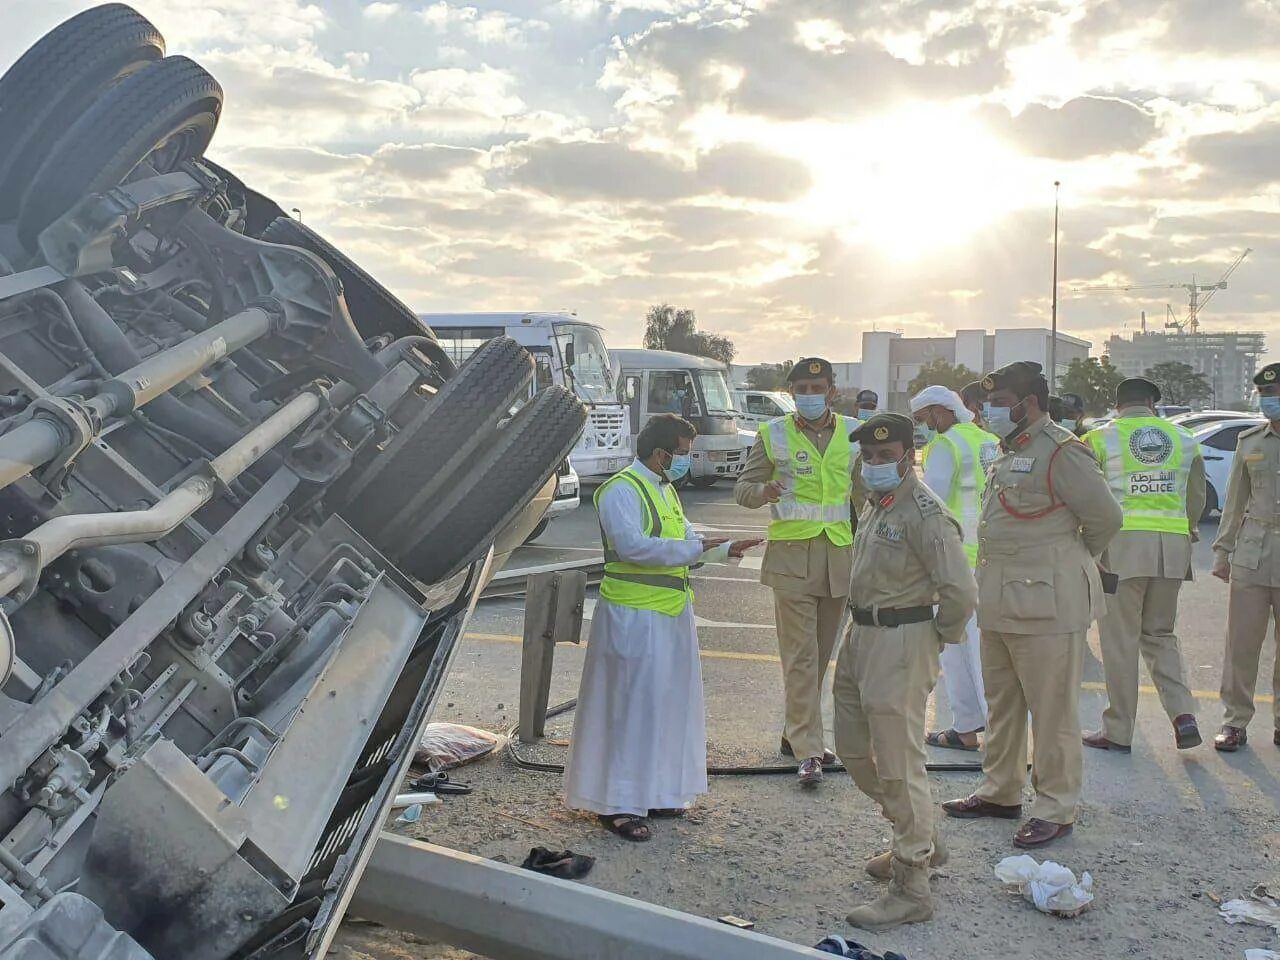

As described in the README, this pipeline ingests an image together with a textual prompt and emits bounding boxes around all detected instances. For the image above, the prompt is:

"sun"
[797,104,1036,260]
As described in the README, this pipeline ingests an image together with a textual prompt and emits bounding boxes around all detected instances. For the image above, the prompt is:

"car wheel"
[0,3,164,218]
[18,55,222,248]
[394,385,587,584]
[339,335,534,546]
[1202,482,1219,522]
[523,516,551,545]
[259,216,453,373]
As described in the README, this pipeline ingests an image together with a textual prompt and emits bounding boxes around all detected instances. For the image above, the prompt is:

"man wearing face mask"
[736,358,854,786]
[909,385,1000,752]
[567,414,762,841]
[834,413,976,930]
[942,360,1122,849]
[1059,393,1088,437]
[1082,376,1205,755]
[854,389,879,421]
[1210,361,1280,753]
[961,380,988,429]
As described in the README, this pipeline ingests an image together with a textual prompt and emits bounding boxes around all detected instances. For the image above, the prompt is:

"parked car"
[1169,410,1258,431]
[732,388,795,430]
[1197,418,1266,519]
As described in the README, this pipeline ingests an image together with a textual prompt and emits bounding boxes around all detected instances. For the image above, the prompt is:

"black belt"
[850,605,934,627]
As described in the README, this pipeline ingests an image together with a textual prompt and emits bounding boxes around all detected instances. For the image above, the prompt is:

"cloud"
[695,143,812,202]
[417,2,549,46]
[362,2,400,21]
[979,96,1158,160]
[1185,118,1280,189]
[368,143,486,181]
[506,139,693,201]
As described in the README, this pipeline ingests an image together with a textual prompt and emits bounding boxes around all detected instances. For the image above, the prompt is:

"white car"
[1196,418,1265,519]
[525,459,581,543]
[732,388,795,430]
[1169,410,1258,431]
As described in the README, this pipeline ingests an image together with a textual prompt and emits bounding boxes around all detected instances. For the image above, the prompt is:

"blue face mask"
[663,452,691,482]
[861,457,905,493]
[984,400,1024,438]
[856,408,874,421]
[793,393,829,421]
[1262,396,1280,421]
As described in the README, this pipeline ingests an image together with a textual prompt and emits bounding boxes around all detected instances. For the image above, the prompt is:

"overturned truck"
[0,5,586,958]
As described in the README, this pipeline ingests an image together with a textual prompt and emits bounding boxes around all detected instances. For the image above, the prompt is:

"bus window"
[534,353,554,390]
[431,327,498,364]
[648,372,696,416]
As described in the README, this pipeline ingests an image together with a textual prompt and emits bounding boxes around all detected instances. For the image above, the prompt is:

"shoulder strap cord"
[997,442,1069,520]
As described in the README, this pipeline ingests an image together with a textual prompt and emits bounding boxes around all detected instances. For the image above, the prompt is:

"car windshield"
[772,392,796,413]
[697,369,735,414]
[553,322,613,403]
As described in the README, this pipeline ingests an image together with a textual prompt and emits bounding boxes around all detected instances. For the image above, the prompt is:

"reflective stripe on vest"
[760,414,854,545]
[922,421,1000,564]
[594,467,692,616]
[1088,418,1196,535]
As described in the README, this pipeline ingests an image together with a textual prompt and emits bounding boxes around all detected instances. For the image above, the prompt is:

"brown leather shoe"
[941,795,1022,820]
[1013,818,1073,849]
[1173,714,1202,749]
[1274,728,1279,747]
[1082,730,1131,753]
[1214,725,1248,752]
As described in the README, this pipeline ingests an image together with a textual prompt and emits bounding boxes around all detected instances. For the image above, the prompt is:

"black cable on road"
[504,699,986,775]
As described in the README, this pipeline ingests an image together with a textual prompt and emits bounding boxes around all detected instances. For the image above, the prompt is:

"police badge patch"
[873,426,890,441]
[1128,426,1174,465]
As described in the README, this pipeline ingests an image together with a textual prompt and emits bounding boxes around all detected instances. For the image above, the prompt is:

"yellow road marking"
[463,632,1272,704]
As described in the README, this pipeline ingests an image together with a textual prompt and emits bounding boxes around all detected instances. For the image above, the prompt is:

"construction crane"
[1068,247,1251,334]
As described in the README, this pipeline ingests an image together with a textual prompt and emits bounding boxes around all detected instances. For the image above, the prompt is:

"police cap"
[855,389,879,405]
[1048,395,1063,421]
[850,412,915,447]
[981,360,1046,398]
[1116,376,1161,405]
[788,358,833,383]
[960,380,986,407]
[1254,362,1280,386]
[1060,392,1085,414]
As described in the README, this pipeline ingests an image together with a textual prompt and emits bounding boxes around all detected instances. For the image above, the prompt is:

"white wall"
[955,329,986,374]
[860,332,897,404]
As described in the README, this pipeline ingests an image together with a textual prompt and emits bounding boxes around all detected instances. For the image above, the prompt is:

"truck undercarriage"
[0,6,586,958]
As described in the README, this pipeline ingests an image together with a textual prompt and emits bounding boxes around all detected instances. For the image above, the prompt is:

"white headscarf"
[909,385,974,423]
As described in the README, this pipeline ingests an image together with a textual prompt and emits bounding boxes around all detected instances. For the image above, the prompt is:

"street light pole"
[1049,180,1060,391]
[291,207,303,223]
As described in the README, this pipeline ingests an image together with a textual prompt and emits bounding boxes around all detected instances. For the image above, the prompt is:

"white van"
[732,389,795,431]
[421,312,631,482]
[611,349,745,487]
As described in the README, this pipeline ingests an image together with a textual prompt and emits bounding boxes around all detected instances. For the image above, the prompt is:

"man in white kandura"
[910,385,1000,751]
[564,414,762,842]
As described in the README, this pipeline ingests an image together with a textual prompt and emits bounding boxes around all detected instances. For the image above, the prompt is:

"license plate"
[606,458,624,470]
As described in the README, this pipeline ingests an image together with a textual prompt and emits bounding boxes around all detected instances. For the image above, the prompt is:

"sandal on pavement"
[925,728,979,751]
[599,813,651,842]
[649,808,687,818]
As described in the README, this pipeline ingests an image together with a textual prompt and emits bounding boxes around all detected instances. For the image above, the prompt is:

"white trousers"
[938,612,987,733]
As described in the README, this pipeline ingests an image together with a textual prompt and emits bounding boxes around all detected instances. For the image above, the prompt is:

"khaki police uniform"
[834,470,976,869]
[974,415,1122,825]
[736,417,851,761]
[1090,405,1205,747]
[1212,420,1280,737]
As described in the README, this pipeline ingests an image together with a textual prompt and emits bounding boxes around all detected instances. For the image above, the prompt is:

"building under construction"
[1104,330,1266,408]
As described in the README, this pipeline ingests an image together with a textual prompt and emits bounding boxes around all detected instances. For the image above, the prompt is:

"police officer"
[942,361,1122,848]
[834,413,976,930]
[961,380,987,429]
[1059,393,1088,437]
[1083,377,1205,754]
[854,389,879,420]
[735,358,853,785]
[1210,361,1280,752]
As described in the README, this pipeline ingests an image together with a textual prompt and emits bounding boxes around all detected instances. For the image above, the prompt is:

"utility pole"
[1049,180,1060,390]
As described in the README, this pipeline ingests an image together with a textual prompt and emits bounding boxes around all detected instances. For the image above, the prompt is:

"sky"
[4,0,1277,364]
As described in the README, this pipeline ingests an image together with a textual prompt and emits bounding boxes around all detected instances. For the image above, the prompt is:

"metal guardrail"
[480,556,605,599]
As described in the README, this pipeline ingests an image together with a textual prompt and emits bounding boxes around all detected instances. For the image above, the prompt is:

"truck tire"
[18,55,222,248]
[396,385,588,583]
[0,4,165,218]
[259,216,451,370]
[339,335,533,543]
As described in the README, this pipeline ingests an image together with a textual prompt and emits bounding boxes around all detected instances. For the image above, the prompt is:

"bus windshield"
[553,322,614,403]
[696,369,735,414]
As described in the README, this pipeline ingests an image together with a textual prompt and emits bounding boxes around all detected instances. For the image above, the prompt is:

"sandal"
[521,846,595,879]
[648,808,687,818]
[925,728,980,751]
[599,813,651,842]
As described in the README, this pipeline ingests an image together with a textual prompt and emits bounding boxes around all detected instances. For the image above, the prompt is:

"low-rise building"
[1104,331,1266,408]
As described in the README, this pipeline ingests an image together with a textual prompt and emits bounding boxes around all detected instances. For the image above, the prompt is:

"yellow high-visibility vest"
[922,421,1000,564]
[1086,417,1197,535]
[594,466,692,616]
[759,414,854,546]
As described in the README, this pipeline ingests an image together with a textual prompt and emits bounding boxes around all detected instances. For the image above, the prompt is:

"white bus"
[420,312,631,482]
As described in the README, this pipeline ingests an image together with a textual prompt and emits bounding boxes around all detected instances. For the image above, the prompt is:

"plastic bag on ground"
[414,721,505,771]
[1221,882,1280,934]
[1244,950,1280,959]
[995,854,1094,917]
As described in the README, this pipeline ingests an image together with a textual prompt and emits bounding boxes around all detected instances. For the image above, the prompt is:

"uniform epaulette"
[912,485,945,516]
[1045,421,1081,446]
[1239,422,1268,439]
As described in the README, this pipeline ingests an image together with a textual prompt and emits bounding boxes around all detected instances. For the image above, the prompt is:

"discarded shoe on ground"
[521,846,595,880]
[814,935,907,959]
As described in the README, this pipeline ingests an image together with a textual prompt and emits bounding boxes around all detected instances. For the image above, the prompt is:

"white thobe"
[564,461,711,816]
[923,438,988,734]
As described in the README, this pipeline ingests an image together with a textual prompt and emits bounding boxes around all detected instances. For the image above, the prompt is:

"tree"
[1058,356,1124,415]
[1144,361,1213,406]
[906,358,979,397]
[745,361,793,390]
[643,303,736,365]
